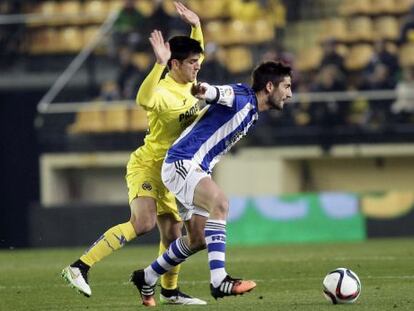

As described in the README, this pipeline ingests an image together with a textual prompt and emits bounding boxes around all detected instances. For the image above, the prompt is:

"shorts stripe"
[174,161,188,180]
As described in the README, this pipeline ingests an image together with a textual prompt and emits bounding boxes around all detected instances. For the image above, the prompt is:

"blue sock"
[205,219,228,287]
[144,237,192,286]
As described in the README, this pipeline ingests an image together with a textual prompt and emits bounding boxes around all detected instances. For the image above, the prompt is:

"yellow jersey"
[129,25,204,174]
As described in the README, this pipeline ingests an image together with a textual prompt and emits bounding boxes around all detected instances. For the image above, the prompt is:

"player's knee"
[130,214,156,235]
[188,236,206,252]
[188,231,206,251]
[211,195,229,218]
[160,227,182,245]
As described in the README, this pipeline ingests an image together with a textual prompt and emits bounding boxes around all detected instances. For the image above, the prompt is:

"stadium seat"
[375,16,400,41]
[339,0,371,16]
[37,1,61,26]
[58,27,84,53]
[59,1,82,24]
[27,29,57,54]
[345,44,374,70]
[162,0,178,17]
[67,108,105,134]
[135,0,154,17]
[107,0,124,14]
[129,107,148,131]
[103,105,129,132]
[251,19,275,43]
[393,0,414,14]
[399,43,414,67]
[188,0,226,19]
[82,26,100,46]
[347,17,374,42]
[226,20,250,44]
[204,21,227,45]
[132,52,152,70]
[295,46,323,72]
[223,47,253,74]
[319,18,348,42]
[370,0,398,15]
[83,0,109,23]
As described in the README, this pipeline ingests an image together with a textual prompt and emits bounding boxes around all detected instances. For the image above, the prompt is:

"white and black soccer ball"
[323,268,361,304]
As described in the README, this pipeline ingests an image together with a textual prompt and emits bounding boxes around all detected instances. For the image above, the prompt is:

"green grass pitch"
[1,238,413,310]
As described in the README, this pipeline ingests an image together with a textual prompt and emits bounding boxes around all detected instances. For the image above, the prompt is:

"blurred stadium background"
[1,0,414,249]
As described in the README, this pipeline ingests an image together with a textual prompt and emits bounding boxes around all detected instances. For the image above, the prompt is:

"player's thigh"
[193,177,228,216]
[126,166,160,203]
[129,197,157,234]
[126,167,161,233]
[157,189,181,222]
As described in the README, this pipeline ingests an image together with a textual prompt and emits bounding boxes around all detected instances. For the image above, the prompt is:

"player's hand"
[148,30,171,66]
[191,82,208,99]
[174,1,200,28]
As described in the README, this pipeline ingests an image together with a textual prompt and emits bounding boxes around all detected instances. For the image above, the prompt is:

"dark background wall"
[0,90,42,248]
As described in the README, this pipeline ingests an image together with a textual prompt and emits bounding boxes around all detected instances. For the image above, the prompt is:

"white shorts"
[161,159,210,221]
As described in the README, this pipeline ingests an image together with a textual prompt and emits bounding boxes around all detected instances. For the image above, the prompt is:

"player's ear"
[265,81,274,93]
[170,59,180,70]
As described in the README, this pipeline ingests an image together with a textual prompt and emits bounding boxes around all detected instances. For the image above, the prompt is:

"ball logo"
[142,182,152,191]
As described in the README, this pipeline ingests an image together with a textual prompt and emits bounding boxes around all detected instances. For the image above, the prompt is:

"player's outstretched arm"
[174,1,204,62]
[191,82,217,101]
[136,30,170,109]
[148,30,171,66]
[174,1,200,27]
[191,82,235,107]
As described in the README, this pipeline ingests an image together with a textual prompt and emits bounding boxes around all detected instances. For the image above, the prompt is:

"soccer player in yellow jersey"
[61,2,206,306]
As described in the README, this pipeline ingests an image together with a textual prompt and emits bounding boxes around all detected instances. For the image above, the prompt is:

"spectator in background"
[0,1,23,69]
[392,66,414,122]
[99,80,121,101]
[112,0,146,53]
[359,40,399,127]
[197,43,230,84]
[365,40,399,87]
[361,63,395,127]
[399,5,414,45]
[309,65,347,127]
[151,0,186,38]
[116,46,144,99]
[320,38,346,74]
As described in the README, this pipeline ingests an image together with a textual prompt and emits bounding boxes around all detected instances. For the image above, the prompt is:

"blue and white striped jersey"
[165,83,259,173]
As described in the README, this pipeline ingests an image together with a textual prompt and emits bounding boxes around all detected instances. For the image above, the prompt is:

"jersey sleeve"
[209,85,235,108]
[135,63,166,111]
[190,25,205,64]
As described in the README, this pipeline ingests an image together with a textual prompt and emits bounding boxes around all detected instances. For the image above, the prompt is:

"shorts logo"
[142,182,152,191]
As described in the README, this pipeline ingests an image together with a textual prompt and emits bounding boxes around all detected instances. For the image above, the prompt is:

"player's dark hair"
[167,36,203,68]
[251,61,292,92]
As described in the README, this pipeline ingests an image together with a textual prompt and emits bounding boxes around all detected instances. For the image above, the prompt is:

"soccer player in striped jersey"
[62,2,206,306]
[130,61,292,302]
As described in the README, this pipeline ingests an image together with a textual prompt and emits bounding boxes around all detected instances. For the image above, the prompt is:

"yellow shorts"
[126,158,181,222]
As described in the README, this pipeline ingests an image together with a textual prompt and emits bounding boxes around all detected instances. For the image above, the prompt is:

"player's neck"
[169,70,188,85]
[255,91,269,112]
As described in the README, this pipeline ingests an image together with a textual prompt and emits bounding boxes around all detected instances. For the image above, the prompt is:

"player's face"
[176,53,201,83]
[268,76,292,110]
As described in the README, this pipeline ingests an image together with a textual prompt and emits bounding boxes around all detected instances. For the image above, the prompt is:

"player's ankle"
[71,259,90,271]
[160,287,178,297]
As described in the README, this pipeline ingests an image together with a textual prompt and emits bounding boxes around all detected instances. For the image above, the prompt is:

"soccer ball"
[323,268,361,304]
